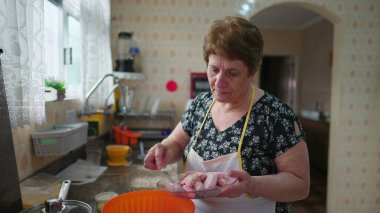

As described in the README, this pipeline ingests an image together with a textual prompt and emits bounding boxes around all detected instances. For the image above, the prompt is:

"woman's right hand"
[144,122,190,170]
[143,143,169,170]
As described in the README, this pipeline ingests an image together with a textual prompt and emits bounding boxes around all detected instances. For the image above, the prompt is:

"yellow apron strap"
[240,86,258,199]
[238,86,255,170]
[183,86,256,172]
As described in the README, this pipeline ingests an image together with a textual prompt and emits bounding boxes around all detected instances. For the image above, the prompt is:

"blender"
[115,32,141,72]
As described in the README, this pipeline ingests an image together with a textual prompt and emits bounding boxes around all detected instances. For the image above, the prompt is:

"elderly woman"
[144,16,310,213]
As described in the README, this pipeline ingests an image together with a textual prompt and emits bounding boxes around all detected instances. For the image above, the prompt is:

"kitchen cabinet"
[299,117,330,175]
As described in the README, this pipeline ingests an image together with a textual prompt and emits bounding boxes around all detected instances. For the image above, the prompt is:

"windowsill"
[45,97,80,103]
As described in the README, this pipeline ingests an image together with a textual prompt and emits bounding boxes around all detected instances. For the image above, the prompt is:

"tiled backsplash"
[13,99,81,181]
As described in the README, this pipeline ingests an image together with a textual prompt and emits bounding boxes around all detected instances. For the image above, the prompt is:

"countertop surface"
[20,132,176,212]
[67,146,178,212]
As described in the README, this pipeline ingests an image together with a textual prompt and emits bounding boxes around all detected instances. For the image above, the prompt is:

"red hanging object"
[166,80,178,92]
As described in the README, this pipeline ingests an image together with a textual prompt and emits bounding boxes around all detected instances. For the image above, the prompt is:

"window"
[44,0,63,79]
[44,0,82,98]
[65,14,82,95]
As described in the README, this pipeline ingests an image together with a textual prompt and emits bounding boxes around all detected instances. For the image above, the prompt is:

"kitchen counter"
[21,131,177,212]
[66,145,178,212]
[299,117,329,175]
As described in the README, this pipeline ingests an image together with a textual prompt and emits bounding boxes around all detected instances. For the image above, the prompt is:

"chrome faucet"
[104,81,127,114]
[83,73,127,115]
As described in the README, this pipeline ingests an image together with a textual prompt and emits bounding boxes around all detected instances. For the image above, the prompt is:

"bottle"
[130,47,142,73]
[115,32,138,72]
[315,101,325,121]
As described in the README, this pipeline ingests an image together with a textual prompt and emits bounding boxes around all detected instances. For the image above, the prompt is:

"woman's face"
[207,52,253,103]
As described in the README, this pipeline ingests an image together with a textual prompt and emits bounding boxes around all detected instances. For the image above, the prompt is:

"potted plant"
[45,78,67,101]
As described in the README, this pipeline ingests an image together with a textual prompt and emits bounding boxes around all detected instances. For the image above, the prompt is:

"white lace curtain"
[0,0,113,128]
[80,0,113,109]
[0,0,45,128]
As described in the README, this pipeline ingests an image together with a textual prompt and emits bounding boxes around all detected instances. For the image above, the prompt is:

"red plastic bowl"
[102,190,194,213]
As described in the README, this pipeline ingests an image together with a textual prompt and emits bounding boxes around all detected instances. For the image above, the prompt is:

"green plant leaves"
[45,78,66,93]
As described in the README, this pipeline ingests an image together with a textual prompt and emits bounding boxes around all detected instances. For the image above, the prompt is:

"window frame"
[44,0,82,99]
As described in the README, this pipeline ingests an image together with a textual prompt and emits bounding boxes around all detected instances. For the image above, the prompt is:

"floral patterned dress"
[181,91,306,213]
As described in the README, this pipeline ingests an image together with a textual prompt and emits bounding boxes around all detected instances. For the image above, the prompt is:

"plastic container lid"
[95,192,119,202]
[95,192,118,212]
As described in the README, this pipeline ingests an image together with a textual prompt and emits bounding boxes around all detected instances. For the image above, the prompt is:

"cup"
[95,192,119,212]
[86,147,101,178]
[106,145,130,166]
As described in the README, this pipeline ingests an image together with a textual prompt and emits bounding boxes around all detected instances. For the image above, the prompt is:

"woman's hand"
[144,122,190,170]
[219,170,256,198]
[143,143,169,170]
[219,141,310,201]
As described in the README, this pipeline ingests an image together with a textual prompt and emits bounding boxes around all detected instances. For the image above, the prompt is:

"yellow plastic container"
[102,190,195,213]
[106,145,131,166]
[80,113,104,136]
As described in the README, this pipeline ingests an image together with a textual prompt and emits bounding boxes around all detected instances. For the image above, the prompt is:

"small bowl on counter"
[106,144,131,166]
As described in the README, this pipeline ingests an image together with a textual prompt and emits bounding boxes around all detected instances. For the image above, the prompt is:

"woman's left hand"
[218,170,255,198]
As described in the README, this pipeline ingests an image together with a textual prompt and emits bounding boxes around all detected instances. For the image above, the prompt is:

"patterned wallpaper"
[110,0,380,212]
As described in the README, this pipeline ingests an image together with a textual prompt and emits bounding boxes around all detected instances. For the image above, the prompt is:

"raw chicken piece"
[180,171,194,179]
[180,172,206,188]
[180,171,202,180]
[203,172,219,190]
[194,181,205,191]
[179,171,236,192]
[182,184,194,192]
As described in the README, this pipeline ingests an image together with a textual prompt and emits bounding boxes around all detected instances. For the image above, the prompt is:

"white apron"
[184,86,276,213]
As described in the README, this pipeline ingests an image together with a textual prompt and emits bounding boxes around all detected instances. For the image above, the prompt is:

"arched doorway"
[247,2,340,213]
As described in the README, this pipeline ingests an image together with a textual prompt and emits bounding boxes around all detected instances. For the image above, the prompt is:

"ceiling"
[250,6,324,30]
